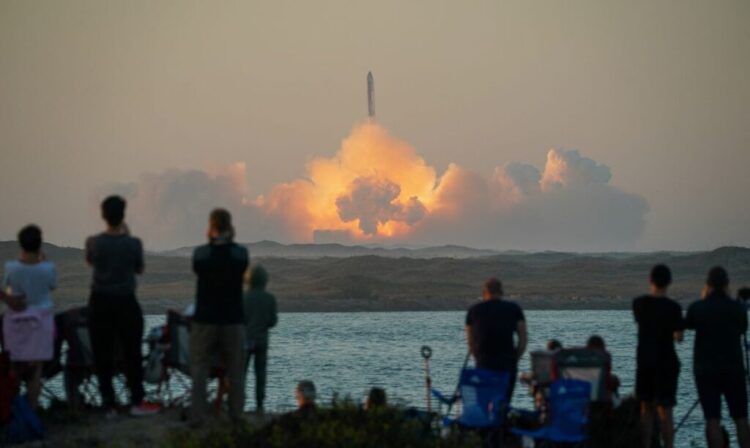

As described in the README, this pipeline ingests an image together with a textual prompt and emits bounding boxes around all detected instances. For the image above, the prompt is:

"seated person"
[365,387,387,410]
[586,335,620,399]
[546,339,563,351]
[295,380,317,417]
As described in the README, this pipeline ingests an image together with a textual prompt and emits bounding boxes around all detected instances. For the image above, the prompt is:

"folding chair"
[512,379,591,445]
[432,368,511,428]
[149,310,225,408]
[552,349,610,402]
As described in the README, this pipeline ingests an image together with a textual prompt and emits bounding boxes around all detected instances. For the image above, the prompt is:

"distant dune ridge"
[1,241,748,313]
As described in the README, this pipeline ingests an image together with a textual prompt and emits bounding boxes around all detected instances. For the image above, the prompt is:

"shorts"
[696,369,748,419]
[636,364,679,407]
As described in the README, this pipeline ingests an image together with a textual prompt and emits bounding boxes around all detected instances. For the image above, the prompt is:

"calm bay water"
[253,310,709,446]
[46,310,725,446]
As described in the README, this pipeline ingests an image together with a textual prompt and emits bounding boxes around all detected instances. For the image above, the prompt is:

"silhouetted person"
[686,267,750,448]
[86,196,158,417]
[190,209,248,424]
[586,335,621,400]
[633,264,685,448]
[546,339,563,351]
[243,265,278,413]
[465,277,527,401]
[2,225,56,409]
[295,380,317,417]
[365,387,387,410]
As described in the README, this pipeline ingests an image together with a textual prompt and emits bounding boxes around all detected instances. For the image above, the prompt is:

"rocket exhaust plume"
[367,71,375,119]
[106,72,648,251]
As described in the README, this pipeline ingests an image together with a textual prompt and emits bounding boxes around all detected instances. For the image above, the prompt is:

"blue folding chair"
[511,379,590,444]
[432,368,510,428]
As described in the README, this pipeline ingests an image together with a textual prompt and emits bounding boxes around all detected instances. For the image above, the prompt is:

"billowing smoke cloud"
[335,177,427,235]
[101,122,648,251]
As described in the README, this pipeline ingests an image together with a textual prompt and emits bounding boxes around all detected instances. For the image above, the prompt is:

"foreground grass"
[166,404,480,448]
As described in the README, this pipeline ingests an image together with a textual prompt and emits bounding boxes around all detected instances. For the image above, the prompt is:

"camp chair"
[529,350,556,386]
[511,379,591,445]
[58,307,103,407]
[148,309,226,408]
[147,310,193,406]
[552,348,610,402]
[432,368,511,429]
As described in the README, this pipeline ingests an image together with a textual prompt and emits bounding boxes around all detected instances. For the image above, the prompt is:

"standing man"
[86,195,159,417]
[465,277,527,401]
[243,265,278,414]
[686,266,750,448]
[633,264,685,448]
[190,209,248,424]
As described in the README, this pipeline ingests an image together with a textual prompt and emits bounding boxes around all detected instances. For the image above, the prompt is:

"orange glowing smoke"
[257,122,440,241]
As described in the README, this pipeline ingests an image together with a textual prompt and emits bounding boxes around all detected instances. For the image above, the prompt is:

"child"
[1,225,56,409]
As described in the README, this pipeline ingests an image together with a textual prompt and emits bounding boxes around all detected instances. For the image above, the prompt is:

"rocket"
[367,71,375,119]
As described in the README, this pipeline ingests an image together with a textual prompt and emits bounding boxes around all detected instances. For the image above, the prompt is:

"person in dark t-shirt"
[633,264,684,448]
[190,208,249,424]
[86,195,159,417]
[465,277,527,401]
[686,266,750,448]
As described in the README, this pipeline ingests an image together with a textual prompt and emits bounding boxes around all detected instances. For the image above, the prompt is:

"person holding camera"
[686,266,750,448]
[86,195,159,417]
[633,264,684,448]
[190,208,249,425]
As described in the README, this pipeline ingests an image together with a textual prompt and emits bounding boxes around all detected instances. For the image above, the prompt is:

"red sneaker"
[130,401,161,417]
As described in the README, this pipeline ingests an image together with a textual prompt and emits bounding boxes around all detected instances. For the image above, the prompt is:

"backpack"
[5,396,44,444]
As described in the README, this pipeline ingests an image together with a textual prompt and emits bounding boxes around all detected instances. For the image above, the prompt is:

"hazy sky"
[1,0,748,251]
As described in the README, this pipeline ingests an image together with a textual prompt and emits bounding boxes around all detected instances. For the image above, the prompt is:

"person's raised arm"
[465,325,474,358]
[0,291,26,312]
[685,304,696,330]
[269,294,278,329]
[133,238,144,275]
[465,309,475,358]
[49,263,58,291]
[516,320,528,361]
[674,304,685,343]
[85,237,94,266]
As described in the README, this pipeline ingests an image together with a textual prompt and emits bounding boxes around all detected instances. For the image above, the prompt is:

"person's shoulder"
[501,299,523,310]
[127,235,143,246]
[664,296,683,311]
[633,295,649,305]
[192,243,211,258]
[228,243,248,259]
[39,260,56,271]
[86,233,104,246]
[467,300,485,313]
[4,259,20,273]
[687,299,703,312]
[230,243,248,256]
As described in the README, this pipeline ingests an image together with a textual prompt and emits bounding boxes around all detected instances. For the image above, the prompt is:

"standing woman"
[1,225,56,409]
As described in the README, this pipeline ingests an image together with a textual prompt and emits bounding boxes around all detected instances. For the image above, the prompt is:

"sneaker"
[130,401,161,417]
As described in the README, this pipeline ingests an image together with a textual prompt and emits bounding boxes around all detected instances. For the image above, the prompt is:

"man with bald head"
[465,277,527,401]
